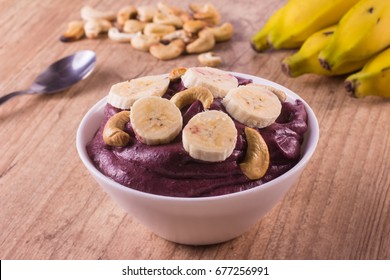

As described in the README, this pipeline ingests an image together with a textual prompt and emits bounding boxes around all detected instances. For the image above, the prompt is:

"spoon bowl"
[0,50,96,105]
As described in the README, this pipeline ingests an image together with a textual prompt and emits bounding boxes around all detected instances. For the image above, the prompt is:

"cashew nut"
[170,86,214,109]
[190,3,221,25]
[84,19,112,39]
[186,28,215,54]
[144,23,176,37]
[179,12,193,23]
[239,127,270,180]
[210,22,234,42]
[157,2,182,16]
[157,2,191,22]
[137,6,158,22]
[116,5,137,28]
[153,12,183,28]
[198,52,222,67]
[168,67,187,81]
[162,30,193,44]
[131,34,160,51]
[98,19,112,32]
[80,5,116,21]
[108,28,140,43]
[188,3,204,12]
[150,39,185,60]
[183,20,206,33]
[60,20,84,42]
[103,111,131,147]
[123,19,145,34]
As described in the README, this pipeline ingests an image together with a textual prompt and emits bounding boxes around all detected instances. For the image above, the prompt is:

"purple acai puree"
[87,77,308,197]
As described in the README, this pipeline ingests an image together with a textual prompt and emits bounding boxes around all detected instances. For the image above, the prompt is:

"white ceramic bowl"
[76,72,319,245]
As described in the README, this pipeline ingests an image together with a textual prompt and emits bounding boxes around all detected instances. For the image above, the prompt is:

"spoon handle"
[0,90,34,105]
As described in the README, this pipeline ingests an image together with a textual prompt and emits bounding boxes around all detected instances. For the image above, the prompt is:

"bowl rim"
[76,71,319,202]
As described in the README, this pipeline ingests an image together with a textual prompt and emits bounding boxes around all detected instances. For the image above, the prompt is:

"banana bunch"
[251,0,360,51]
[252,0,390,98]
[282,25,368,77]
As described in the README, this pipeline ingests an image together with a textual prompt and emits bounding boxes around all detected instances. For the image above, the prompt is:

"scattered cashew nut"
[81,5,116,21]
[157,2,182,16]
[190,3,221,25]
[210,22,234,42]
[84,19,112,39]
[137,6,158,22]
[183,20,207,33]
[131,34,160,51]
[178,11,192,23]
[239,127,270,180]
[150,39,185,60]
[162,30,193,44]
[108,28,140,43]
[144,23,176,37]
[156,2,191,22]
[116,6,137,28]
[198,52,222,67]
[60,20,84,42]
[62,3,234,61]
[103,111,131,147]
[188,3,205,13]
[123,19,145,34]
[186,28,215,54]
[170,86,214,109]
[153,12,183,28]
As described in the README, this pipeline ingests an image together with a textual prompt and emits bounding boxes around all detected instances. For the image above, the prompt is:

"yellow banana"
[282,25,367,77]
[250,6,285,51]
[251,0,360,51]
[319,0,390,71]
[345,47,390,98]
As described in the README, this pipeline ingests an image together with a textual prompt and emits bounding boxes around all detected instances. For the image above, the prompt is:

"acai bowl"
[76,67,319,245]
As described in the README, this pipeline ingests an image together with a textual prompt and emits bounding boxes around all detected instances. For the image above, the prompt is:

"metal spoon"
[0,50,96,105]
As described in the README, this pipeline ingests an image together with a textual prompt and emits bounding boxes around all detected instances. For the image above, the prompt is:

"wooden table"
[1,0,389,260]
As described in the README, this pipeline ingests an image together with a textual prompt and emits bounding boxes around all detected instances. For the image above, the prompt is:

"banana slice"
[182,110,237,162]
[181,67,238,98]
[249,83,287,102]
[107,75,169,109]
[222,85,282,128]
[130,96,182,145]
[240,127,270,180]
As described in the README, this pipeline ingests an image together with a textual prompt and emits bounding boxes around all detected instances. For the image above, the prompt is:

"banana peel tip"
[250,40,270,52]
[344,80,360,98]
[281,62,293,77]
[319,58,332,72]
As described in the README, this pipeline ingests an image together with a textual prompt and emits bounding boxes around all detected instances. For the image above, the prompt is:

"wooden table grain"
[1,0,389,260]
